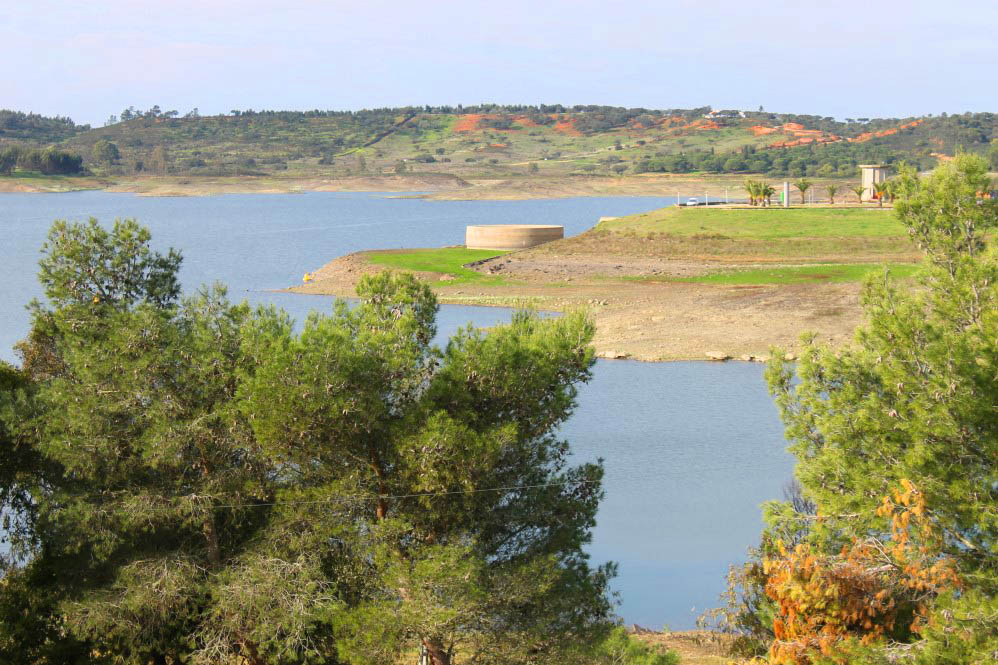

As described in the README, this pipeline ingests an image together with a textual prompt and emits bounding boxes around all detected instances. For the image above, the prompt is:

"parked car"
[685,197,700,206]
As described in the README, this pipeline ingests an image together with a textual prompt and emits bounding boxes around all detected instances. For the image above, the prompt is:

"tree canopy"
[737,154,998,664]
[0,220,616,664]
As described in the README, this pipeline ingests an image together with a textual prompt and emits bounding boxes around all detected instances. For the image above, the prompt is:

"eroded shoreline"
[288,247,868,363]
[0,172,837,201]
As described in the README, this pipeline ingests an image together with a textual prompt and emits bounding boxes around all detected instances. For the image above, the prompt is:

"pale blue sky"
[6,0,997,126]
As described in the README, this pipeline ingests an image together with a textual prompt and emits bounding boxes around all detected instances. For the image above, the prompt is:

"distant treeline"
[0,110,88,142]
[3,104,996,178]
[0,145,84,175]
[634,142,938,177]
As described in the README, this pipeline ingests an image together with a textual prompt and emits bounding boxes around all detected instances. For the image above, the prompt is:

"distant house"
[703,109,747,119]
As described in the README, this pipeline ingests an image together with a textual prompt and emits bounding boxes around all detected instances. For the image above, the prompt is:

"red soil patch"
[768,133,840,149]
[454,114,483,132]
[783,124,827,138]
[514,114,539,128]
[765,121,847,148]
[751,125,779,135]
[848,118,923,143]
[695,119,722,131]
[552,116,581,136]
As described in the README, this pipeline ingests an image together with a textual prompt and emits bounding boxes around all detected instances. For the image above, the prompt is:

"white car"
[685,197,700,206]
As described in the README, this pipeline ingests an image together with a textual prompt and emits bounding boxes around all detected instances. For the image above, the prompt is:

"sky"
[5,0,998,127]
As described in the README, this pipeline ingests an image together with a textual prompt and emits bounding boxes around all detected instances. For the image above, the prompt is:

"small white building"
[859,164,889,202]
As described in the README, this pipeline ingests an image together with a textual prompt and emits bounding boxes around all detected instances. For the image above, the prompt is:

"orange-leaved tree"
[762,481,960,665]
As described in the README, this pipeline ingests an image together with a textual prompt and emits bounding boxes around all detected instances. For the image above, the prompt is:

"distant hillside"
[0,110,89,143]
[2,105,996,179]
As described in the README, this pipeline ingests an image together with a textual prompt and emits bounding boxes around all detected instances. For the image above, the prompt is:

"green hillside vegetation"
[0,110,88,142]
[2,105,997,180]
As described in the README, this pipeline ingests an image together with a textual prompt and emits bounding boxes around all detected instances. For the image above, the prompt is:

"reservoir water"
[0,191,794,629]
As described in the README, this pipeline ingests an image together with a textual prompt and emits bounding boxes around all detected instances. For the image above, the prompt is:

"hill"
[0,110,89,143]
[2,105,996,180]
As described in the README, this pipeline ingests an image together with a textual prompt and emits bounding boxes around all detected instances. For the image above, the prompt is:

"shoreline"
[0,172,851,201]
[5,177,901,363]
[288,249,867,363]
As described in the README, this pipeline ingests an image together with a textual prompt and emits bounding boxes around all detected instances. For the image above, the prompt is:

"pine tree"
[1,220,614,664]
[763,154,998,663]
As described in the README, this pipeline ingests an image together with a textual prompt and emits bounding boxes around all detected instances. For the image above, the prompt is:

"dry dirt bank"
[0,173,470,196]
[0,176,110,193]
[103,173,471,196]
[631,630,737,665]
[423,173,852,201]
[1,173,852,201]
[290,245,866,362]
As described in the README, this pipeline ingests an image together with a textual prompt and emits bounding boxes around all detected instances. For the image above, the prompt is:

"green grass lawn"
[365,248,509,284]
[664,263,921,285]
[599,206,906,238]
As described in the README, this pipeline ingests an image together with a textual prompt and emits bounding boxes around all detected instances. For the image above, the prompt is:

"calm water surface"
[0,191,794,628]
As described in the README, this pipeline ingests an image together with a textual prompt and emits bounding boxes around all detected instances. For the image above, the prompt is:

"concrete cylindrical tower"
[465,225,564,250]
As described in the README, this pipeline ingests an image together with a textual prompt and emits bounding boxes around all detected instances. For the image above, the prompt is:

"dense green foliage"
[0,145,84,175]
[591,628,678,665]
[768,154,998,568]
[91,139,120,165]
[0,110,87,142]
[634,140,937,177]
[0,221,616,665]
[713,155,998,663]
[4,106,997,178]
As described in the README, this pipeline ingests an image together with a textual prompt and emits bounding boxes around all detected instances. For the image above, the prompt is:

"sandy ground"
[290,244,865,362]
[0,172,834,201]
[423,173,766,201]
[0,173,470,196]
[632,630,738,665]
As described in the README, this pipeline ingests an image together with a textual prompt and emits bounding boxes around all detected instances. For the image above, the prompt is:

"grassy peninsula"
[293,204,922,361]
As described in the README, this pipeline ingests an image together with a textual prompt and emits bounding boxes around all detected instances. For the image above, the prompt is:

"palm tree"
[872,181,889,208]
[883,179,897,204]
[761,183,776,207]
[795,178,812,205]
[852,185,866,204]
[744,178,759,206]
[826,184,839,205]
